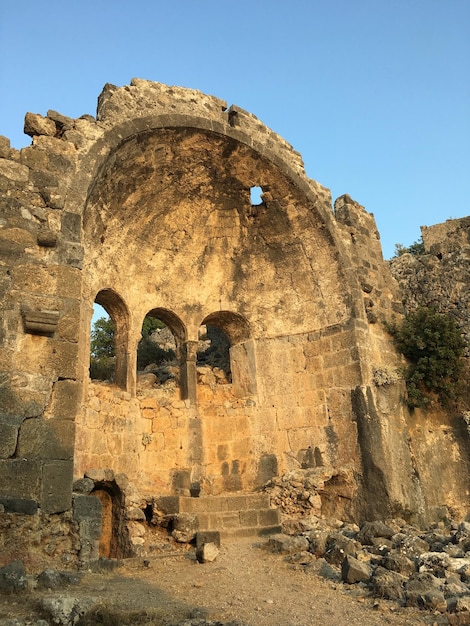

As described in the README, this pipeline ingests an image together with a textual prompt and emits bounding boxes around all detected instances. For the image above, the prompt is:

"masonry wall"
[2,79,469,570]
[76,324,364,511]
[389,217,470,520]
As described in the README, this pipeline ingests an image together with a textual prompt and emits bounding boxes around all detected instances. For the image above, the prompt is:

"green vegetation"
[90,316,115,380]
[393,237,425,258]
[89,314,175,381]
[387,307,466,408]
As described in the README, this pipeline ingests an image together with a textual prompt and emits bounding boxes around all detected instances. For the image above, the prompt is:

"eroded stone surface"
[0,79,469,571]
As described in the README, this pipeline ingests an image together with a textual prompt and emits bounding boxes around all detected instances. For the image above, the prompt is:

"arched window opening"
[136,308,185,391]
[197,324,232,385]
[201,311,251,345]
[89,289,129,389]
[90,305,114,382]
[198,311,256,397]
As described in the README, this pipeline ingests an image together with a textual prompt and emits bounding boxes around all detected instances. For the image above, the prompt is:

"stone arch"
[93,289,130,390]
[69,82,365,329]
[90,479,131,559]
[200,311,251,346]
[198,311,255,397]
[137,307,186,394]
[143,307,186,347]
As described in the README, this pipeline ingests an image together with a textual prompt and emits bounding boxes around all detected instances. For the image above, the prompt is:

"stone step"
[156,493,281,538]
[179,493,271,514]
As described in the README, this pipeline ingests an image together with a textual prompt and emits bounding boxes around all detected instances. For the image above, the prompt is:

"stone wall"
[388,216,470,520]
[390,217,470,352]
[1,79,469,569]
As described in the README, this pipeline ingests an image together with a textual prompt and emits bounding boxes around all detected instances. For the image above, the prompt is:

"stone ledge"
[21,308,60,336]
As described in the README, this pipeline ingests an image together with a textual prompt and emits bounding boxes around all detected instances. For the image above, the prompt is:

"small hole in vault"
[250,186,263,205]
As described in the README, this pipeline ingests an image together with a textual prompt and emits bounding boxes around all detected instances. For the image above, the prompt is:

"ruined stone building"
[0,80,469,568]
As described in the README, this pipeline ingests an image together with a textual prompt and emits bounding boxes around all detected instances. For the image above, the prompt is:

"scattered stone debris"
[268,513,470,620]
[263,467,356,522]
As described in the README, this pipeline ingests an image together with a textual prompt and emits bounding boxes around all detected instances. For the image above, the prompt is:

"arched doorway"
[91,480,131,559]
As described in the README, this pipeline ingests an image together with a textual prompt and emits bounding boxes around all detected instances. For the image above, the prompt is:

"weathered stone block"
[0,238,25,258]
[17,418,74,460]
[172,513,198,542]
[196,542,219,563]
[33,175,59,203]
[156,495,180,515]
[45,380,80,421]
[72,478,94,495]
[357,520,395,545]
[220,512,240,528]
[0,158,29,183]
[0,420,19,458]
[0,136,10,158]
[195,530,221,548]
[258,508,281,527]
[61,212,81,242]
[40,595,92,624]
[36,569,82,589]
[24,112,56,138]
[0,560,28,592]
[37,230,58,247]
[268,534,309,554]
[0,496,38,515]
[22,309,60,336]
[127,507,146,521]
[73,494,102,524]
[372,566,407,601]
[239,510,258,527]
[13,264,81,299]
[0,459,42,499]
[341,554,372,583]
[41,460,73,513]
[84,467,114,482]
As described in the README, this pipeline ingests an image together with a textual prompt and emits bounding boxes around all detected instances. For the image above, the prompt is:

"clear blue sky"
[1,0,468,259]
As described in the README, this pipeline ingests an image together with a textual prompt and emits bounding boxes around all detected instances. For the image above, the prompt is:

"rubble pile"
[263,467,355,521]
[269,515,470,622]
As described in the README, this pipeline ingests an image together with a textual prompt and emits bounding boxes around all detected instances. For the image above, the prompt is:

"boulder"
[421,589,447,612]
[172,513,198,543]
[306,529,329,557]
[306,558,341,582]
[418,551,452,576]
[196,542,219,563]
[380,553,416,576]
[127,507,146,521]
[0,561,28,593]
[341,555,372,583]
[40,597,95,626]
[268,534,309,555]
[24,112,56,138]
[72,477,94,495]
[357,520,395,545]
[397,534,430,558]
[447,595,470,613]
[36,569,81,589]
[371,566,406,601]
[324,533,358,566]
[404,572,442,607]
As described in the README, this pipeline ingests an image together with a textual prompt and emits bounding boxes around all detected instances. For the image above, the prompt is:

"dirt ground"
[0,536,444,626]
